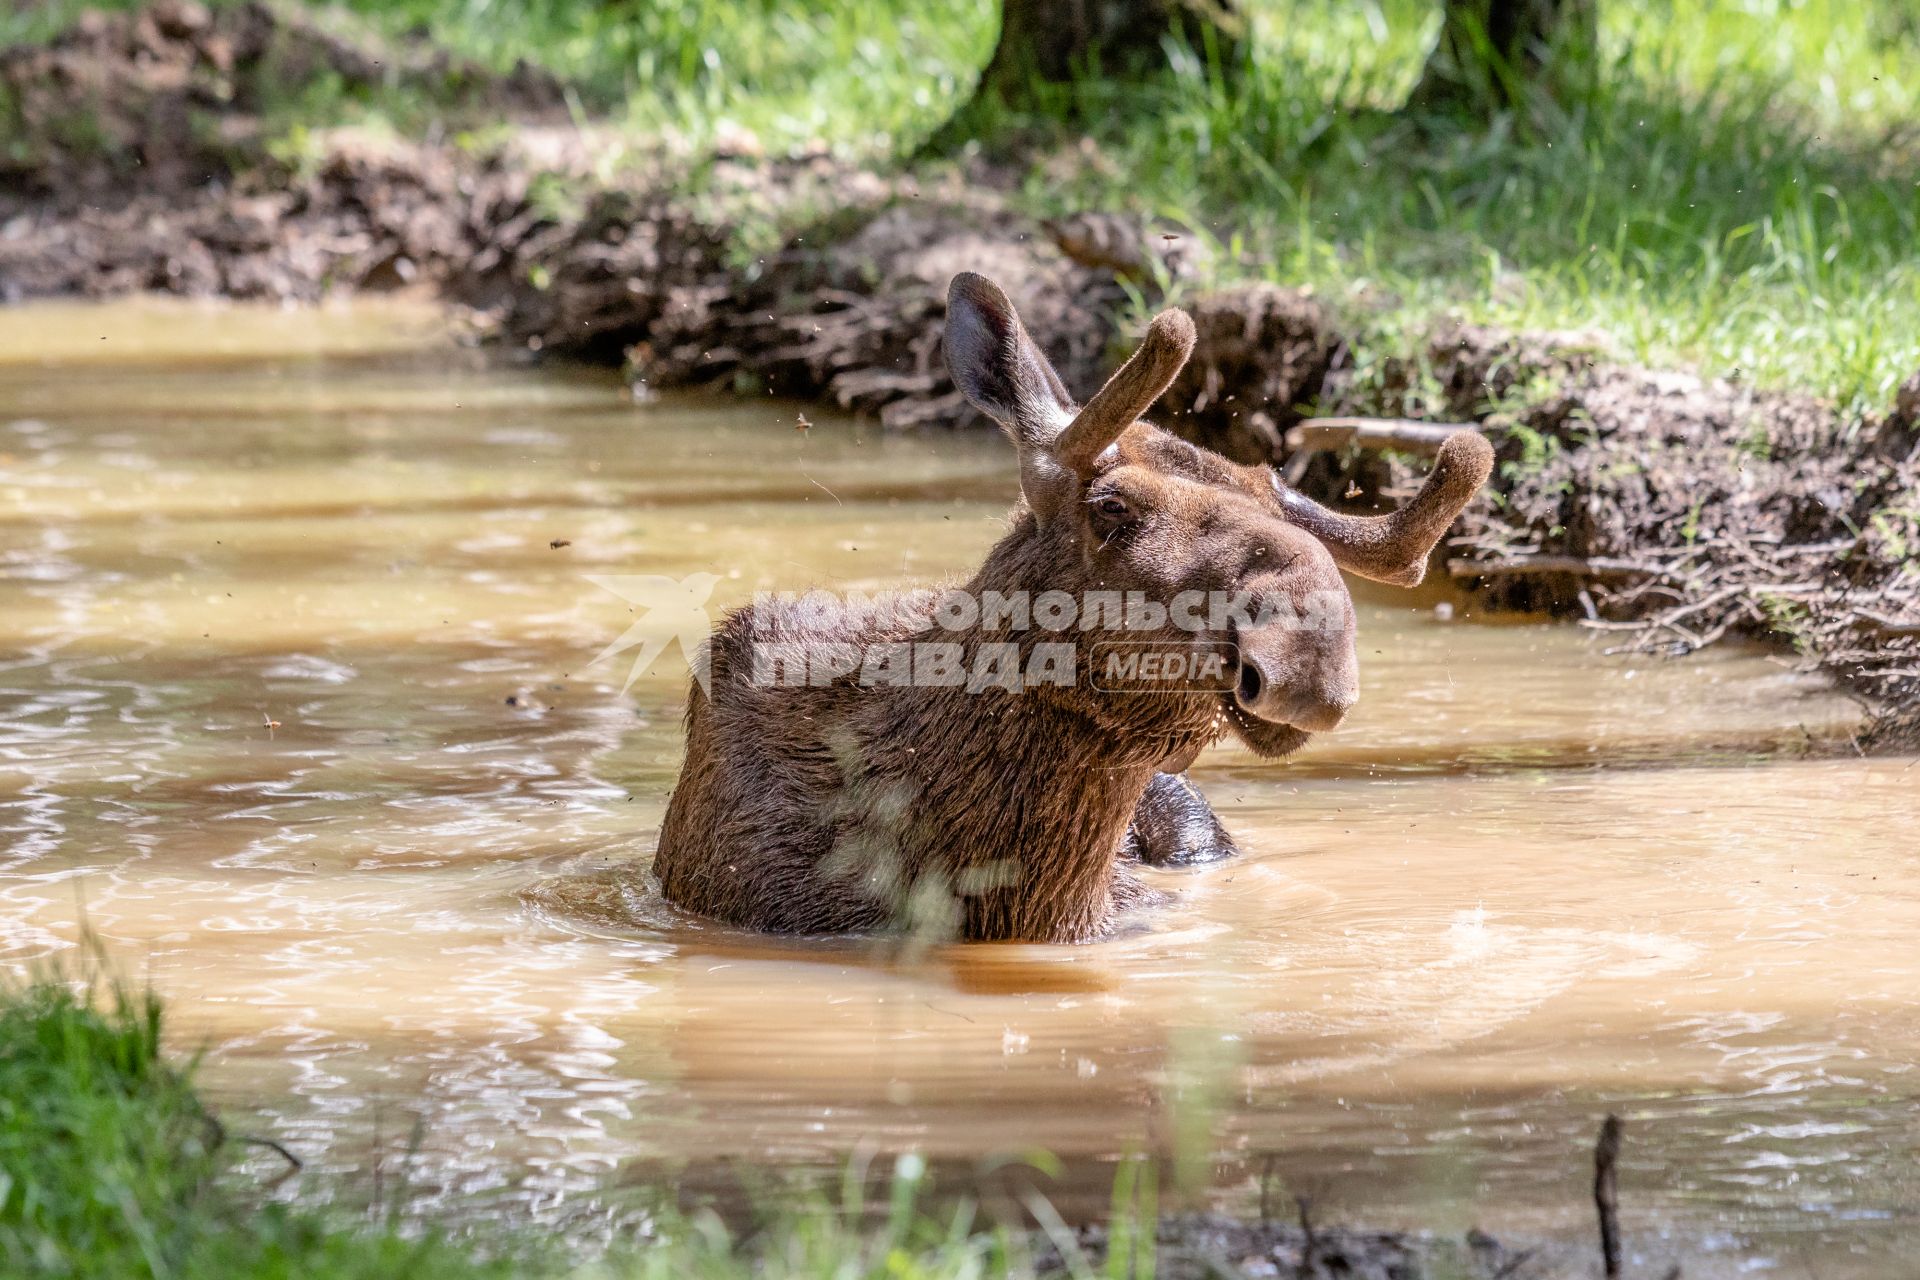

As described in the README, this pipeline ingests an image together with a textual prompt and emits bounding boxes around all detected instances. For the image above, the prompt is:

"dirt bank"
[2,5,1914,745]
[1046,1212,1532,1279]
[0,0,585,301]
[1421,326,1918,745]
[502,193,1918,745]
[0,0,565,200]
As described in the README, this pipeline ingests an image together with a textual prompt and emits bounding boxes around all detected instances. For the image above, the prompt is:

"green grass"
[395,0,991,157]
[1022,0,1920,417]
[5,0,1916,412]
[0,966,522,1279]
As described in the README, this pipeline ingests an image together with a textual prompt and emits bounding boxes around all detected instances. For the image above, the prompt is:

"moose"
[653,273,1492,943]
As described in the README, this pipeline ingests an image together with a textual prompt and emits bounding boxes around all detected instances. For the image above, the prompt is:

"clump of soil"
[0,0,565,200]
[1397,326,1920,745]
[469,184,743,362]
[619,200,1136,426]
[0,0,582,302]
[1045,1212,1546,1280]
[1159,282,1341,463]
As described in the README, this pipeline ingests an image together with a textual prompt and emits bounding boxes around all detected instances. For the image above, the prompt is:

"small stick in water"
[1296,1193,1319,1277]
[1595,1113,1623,1278]
[1257,1153,1279,1228]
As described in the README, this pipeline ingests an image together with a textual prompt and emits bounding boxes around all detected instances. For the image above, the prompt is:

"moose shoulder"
[653,273,1493,943]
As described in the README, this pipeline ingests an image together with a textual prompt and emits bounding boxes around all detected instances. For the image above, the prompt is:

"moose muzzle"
[1232,634,1358,732]
[1229,561,1361,733]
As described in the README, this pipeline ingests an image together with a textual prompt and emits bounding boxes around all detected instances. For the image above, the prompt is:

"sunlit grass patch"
[1027,0,1920,414]
[413,0,993,158]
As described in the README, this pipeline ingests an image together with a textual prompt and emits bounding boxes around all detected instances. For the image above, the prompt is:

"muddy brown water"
[2,300,1916,1274]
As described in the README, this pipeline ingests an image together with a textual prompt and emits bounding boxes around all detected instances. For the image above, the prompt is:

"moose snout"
[1233,649,1355,732]
[1221,541,1363,734]
[1230,586,1360,735]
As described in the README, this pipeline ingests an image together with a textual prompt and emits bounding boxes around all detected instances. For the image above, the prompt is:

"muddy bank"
[0,0,581,301]
[2,6,1914,743]
[1418,326,1919,744]
[1045,1213,1526,1279]
[0,0,566,201]
[502,192,1918,744]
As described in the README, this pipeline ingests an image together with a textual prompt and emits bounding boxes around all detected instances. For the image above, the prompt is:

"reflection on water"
[0,299,1915,1275]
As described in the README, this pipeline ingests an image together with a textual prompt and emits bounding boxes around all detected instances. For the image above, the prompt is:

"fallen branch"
[240,1135,305,1173]
[198,1105,304,1185]
[1448,554,1675,581]
[1296,1194,1319,1278]
[1279,417,1476,484]
[1284,417,1475,456]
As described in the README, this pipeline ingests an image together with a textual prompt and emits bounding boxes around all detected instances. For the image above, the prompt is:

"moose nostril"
[1236,660,1264,707]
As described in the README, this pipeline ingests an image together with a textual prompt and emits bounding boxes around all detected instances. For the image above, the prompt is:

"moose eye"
[1094,495,1131,519]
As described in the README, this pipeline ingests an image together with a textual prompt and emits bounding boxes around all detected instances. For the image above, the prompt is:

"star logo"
[585,572,721,694]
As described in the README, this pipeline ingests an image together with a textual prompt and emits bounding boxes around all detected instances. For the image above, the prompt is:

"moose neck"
[878,512,1211,941]
[957,508,1219,758]
[908,681,1154,942]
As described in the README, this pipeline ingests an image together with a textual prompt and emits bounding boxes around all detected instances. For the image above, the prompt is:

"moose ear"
[945,273,1076,448]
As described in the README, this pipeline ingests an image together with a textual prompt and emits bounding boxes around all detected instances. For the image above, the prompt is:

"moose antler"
[1052,309,1196,476]
[1275,430,1495,587]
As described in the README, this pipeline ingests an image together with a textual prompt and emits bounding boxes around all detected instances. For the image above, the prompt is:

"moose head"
[944,271,1494,759]
[652,273,1492,943]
